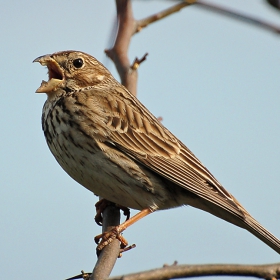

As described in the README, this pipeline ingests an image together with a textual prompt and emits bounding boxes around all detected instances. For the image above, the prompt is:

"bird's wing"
[91,86,246,219]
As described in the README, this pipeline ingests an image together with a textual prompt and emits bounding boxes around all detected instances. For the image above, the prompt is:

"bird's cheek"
[85,73,106,86]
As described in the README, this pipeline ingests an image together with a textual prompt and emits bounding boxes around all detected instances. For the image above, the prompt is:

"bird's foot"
[95,225,128,251]
[94,226,135,257]
[95,208,152,256]
[94,199,108,226]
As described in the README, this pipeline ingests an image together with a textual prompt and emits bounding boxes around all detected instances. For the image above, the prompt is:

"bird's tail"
[243,215,280,254]
[188,197,280,254]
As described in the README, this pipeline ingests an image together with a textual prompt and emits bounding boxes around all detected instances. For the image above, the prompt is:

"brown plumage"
[34,50,280,254]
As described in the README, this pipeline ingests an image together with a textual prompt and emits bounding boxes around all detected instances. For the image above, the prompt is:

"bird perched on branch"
[34,50,280,254]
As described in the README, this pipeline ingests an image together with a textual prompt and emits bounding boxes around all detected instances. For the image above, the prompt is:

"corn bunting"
[34,50,280,254]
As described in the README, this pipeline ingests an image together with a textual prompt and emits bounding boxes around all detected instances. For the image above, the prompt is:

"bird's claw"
[95,226,136,257]
[94,199,108,226]
[95,226,128,250]
[94,199,130,226]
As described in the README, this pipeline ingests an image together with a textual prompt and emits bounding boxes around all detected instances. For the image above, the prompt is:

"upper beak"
[33,54,51,65]
[33,54,64,93]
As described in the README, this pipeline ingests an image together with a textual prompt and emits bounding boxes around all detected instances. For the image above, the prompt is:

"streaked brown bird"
[34,50,280,254]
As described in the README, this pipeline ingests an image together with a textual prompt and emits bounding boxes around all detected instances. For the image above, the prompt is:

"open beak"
[33,55,64,93]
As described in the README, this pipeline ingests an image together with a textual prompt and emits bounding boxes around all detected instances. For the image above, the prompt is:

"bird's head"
[33,50,111,95]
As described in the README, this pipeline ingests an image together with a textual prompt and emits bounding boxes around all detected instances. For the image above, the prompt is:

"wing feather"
[88,86,245,219]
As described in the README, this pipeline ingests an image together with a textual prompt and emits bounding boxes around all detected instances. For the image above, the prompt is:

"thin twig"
[135,1,196,34]
[196,0,280,34]
[65,270,90,280]
[131,53,148,70]
[135,0,280,35]
[108,263,280,280]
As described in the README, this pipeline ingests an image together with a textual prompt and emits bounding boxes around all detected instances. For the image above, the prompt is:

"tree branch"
[105,1,199,95]
[108,262,280,280]
[105,0,138,95]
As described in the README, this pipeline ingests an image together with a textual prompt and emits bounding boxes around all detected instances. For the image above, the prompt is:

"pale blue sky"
[1,1,280,279]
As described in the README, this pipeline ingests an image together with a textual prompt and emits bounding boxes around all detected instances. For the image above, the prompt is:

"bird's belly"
[47,131,181,211]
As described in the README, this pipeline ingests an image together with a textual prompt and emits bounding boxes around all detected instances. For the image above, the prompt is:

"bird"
[34,50,280,254]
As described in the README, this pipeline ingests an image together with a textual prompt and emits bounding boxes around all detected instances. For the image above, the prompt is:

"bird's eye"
[73,58,84,68]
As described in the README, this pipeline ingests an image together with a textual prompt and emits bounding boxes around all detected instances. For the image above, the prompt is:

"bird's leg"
[94,199,131,226]
[95,208,153,252]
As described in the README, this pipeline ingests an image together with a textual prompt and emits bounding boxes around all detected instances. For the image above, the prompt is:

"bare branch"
[135,0,280,35]
[105,0,139,95]
[135,1,196,34]
[108,263,280,280]
[196,0,280,34]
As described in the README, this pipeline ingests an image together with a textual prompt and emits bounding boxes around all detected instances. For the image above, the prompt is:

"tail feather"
[189,198,280,254]
[185,195,280,253]
[244,216,280,254]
